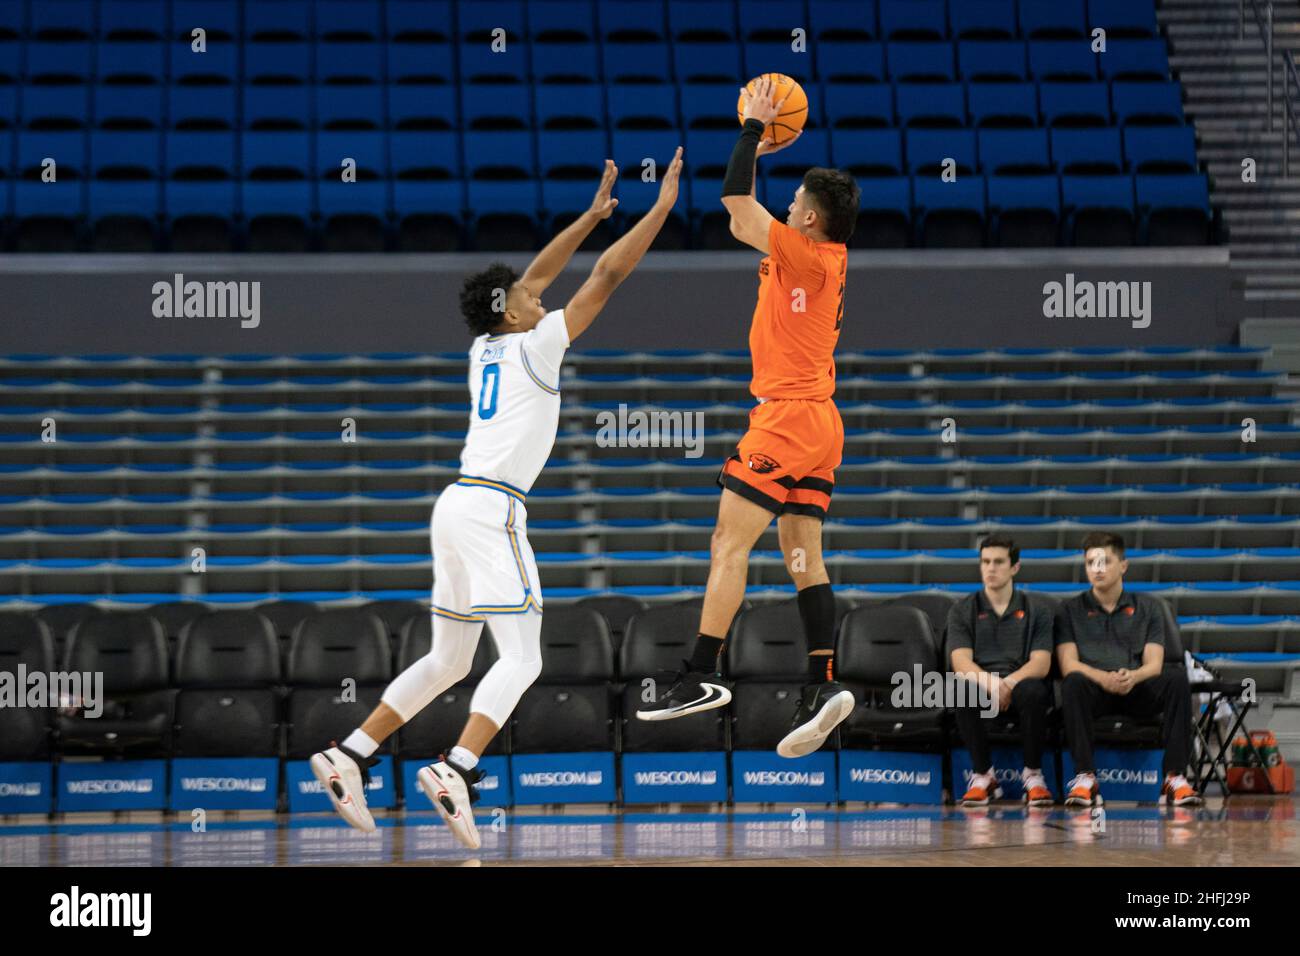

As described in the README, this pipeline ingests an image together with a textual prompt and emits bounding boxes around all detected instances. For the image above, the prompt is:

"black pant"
[952,677,1050,774]
[1060,669,1191,775]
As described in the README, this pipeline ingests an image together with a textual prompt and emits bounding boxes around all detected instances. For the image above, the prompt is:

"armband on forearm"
[721,118,766,197]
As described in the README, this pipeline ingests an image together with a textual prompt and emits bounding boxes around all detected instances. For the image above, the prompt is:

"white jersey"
[458,308,570,494]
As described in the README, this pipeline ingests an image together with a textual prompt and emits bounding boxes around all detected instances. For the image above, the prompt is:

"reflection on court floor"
[1,800,1295,867]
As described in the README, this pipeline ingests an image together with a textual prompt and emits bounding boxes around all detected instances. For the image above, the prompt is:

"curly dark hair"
[459,262,520,337]
[801,167,861,244]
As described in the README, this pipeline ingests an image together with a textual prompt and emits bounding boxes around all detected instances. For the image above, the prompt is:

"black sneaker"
[776,681,856,758]
[635,661,733,721]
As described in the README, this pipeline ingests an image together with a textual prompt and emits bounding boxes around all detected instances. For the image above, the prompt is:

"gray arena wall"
[0,247,1241,354]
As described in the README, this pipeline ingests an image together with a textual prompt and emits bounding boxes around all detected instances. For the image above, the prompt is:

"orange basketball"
[737,73,808,146]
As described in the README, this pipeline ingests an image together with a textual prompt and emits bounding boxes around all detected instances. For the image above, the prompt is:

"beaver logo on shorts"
[747,453,781,474]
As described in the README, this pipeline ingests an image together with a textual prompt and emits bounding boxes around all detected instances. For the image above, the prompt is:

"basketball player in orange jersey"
[638,76,861,758]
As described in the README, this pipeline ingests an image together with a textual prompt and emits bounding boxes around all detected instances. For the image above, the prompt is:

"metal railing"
[1284,50,1300,177]
[1240,0,1275,131]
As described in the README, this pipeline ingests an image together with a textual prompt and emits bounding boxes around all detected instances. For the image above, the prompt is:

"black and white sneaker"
[309,743,379,832]
[417,755,485,850]
[635,662,732,721]
[776,681,856,758]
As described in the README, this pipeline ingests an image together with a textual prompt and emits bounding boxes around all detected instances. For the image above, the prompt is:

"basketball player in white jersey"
[311,148,683,847]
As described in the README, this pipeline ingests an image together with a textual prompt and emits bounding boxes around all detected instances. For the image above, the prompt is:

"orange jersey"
[749,219,848,401]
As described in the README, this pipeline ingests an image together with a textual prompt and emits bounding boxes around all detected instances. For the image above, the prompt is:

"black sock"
[798,582,837,681]
[689,633,725,673]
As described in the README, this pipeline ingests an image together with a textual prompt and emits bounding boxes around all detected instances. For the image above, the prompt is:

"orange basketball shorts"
[718,397,844,520]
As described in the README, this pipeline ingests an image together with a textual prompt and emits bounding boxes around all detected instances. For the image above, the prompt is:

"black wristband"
[721,118,766,197]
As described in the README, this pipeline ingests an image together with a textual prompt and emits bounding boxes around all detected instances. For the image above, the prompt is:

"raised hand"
[739,74,785,128]
[656,146,684,208]
[588,159,619,219]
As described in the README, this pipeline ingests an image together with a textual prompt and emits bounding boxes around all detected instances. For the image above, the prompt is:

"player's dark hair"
[1081,531,1125,558]
[459,262,520,337]
[978,533,1020,566]
[800,167,861,243]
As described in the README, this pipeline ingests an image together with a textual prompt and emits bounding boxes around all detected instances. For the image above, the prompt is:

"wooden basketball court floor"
[1,797,1295,866]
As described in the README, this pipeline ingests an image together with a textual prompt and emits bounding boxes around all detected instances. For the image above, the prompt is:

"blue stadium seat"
[1062,173,1135,245]
[315,130,386,179]
[817,42,887,82]
[242,180,315,249]
[741,41,814,85]
[1039,81,1110,126]
[25,42,92,84]
[317,179,389,249]
[459,42,530,84]
[1028,39,1098,81]
[824,82,894,127]
[879,0,946,40]
[1100,39,1170,81]
[387,42,456,85]
[389,131,461,178]
[599,0,668,42]
[966,83,1036,127]
[174,2,239,41]
[169,86,237,129]
[164,131,236,179]
[606,85,674,129]
[243,85,311,129]
[88,181,161,249]
[102,1,167,40]
[20,87,90,129]
[316,0,384,41]
[1123,126,1198,173]
[466,179,540,248]
[94,86,164,129]
[905,128,977,175]
[603,42,672,83]
[246,1,311,40]
[90,131,161,179]
[464,130,536,178]
[610,129,683,175]
[163,180,237,242]
[315,85,384,129]
[895,83,965,127]
[1112,81,1185,126]
[95,42,166,85]
[950,0,1017,39]
[13,179,85,250]
[957,40,1028,81]
[387,85,456,129]
[172,42,237,85]
[679,81,739,128]
[461,84,531,129]
[1018,0,1087,38]
[1051,127,1123,173]
[17,130,86,178]
[1136,173,1211,245]
[809,0,879,41]
[978,128,1051,174]
[830,128,903,175]
[850,175,909,247]
[887,41,955,81]
[987,174,1060,246]
[668,0,738,42]
[385,1,455,42]
[913,175,986,247]
[538,129,608,179]
[242,132,311,179]
[391,179,464,250]
[315,42,384,85]
[537,83,605,128]
[0,42,18,84]
[531,42,601,83]
[684,128,745,175]
[459,0,525,40]
[672,41,742,83]
[31,0,93,39]
[530,0,597,42]
[245,41,310,85]
[1089,0,1159,39]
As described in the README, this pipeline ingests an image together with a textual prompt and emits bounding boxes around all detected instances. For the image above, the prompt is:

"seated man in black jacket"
[947,534,1054,806]
[1055,531,1201,808]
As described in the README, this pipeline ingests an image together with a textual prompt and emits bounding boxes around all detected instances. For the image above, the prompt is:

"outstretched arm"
[563,147,684,342]
[721,75,801,253]
[519,160,619,295]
